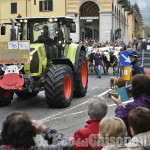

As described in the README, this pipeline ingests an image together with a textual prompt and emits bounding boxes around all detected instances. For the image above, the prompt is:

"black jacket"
[131,59,145,76]
[0,128,73,150]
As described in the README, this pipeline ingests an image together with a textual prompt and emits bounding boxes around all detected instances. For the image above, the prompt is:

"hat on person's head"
[120,48,125,52]
[139,37,143,40]
[129,51,139,58]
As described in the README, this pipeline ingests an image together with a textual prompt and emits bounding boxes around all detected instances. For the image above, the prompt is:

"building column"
[120,16,124,42]
[99,12,112,43]
[67,12,80,42]
[113,14,116,42]
[115,15,118,42]
[99,11,101,42]
[92,27,94,39]
[116,16,120,42]
[115,15,117,30]
[125,24,128,44]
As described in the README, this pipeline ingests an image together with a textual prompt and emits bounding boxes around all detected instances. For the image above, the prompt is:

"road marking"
[97,89,112,97]
[38,89,111,123]
[49,110,87,121]
[45,99,134,121]
[39,100,89,123]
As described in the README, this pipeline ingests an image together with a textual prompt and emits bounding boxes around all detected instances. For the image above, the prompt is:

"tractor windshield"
[21,21,58,44]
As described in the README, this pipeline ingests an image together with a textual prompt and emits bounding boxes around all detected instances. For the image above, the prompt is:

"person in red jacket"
[71,97,108,150]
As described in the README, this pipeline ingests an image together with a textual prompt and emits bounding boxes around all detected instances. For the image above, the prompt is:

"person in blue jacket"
[129,51,145,76]
[93,49,103,78]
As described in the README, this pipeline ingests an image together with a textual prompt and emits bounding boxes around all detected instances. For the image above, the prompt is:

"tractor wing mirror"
[70,23,76,33]
[1,26,6,35]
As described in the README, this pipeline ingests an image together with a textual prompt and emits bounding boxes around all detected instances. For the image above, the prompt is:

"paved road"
[0,68,119,144]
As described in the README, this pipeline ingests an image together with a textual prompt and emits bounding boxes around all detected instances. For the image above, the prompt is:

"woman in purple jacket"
[111,74,150,137]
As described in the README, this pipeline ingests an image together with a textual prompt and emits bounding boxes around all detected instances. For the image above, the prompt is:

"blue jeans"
[95,65,101,76]
[120,65,123,77]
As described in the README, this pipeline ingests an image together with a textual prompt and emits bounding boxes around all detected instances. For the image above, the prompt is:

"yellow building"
[128,7,144,44]
[0,0,66,41]
[0,0,131,43]
[67,0,130,43]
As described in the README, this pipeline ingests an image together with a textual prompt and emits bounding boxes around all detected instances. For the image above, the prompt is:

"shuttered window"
[11,3,17,14]
[39,0,53,12]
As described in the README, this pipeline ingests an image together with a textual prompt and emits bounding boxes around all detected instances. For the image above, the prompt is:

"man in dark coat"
[0,111,73,150]
[129,51,145,76]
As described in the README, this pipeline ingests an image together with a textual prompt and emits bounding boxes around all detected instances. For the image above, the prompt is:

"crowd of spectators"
[78,36,147,77]
[77,38,128,50]
[72,36,150,53]
[0,74,150,150]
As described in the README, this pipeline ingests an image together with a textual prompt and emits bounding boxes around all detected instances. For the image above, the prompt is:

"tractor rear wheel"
[74,50,88,97]
[15,91,39,98]
[45,64,73,108]
[0,88,13,107]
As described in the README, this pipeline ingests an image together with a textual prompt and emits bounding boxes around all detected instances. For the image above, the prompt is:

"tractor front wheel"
[0,88,13,107]
[74,50,88,97]
[45,64,73,108]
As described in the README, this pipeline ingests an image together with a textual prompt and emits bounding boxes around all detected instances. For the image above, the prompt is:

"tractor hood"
[24,43,47,76]
[30,43,45,53]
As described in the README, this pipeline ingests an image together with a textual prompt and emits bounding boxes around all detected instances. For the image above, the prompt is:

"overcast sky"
[129,0,150,27]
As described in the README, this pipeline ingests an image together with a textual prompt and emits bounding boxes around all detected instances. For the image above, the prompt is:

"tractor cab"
[15,17,76,60]
[1,17,76,60]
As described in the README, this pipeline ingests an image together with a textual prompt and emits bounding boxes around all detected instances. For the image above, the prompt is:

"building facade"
[128,7,144,44]
[0,0,141,44]
[67,0,131,44]
[0,0,65,41]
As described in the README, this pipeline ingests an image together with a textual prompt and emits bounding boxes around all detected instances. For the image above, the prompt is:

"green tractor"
[0,17,88,108]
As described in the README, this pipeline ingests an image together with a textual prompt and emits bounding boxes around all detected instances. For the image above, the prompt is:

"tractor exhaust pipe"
[10,18,17,41]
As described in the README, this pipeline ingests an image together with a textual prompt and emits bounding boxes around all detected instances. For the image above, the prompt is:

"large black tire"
[15,91,38,98]
[74,50,88,97]
[45,64,74,108]
[0,88,14,107]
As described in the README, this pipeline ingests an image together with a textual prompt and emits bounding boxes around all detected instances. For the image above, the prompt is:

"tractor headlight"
[55,30,59,35]
[49,18,53,22]
[30,56,33,61]
[54,18,58,21]
[59,41,62,44]
[24,20,27,23]
[20,20,23,22]
[55,27,59,35]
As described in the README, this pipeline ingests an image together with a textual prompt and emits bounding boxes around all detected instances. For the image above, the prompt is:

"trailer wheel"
[45,64,73,108]
[74,50,88,97]
[0,88,13,107]
[15,91,38,98]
